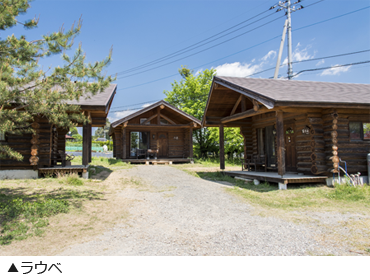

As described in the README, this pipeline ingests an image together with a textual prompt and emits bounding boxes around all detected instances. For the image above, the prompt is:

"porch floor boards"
[223,171,327,185]
[121,158,192,164]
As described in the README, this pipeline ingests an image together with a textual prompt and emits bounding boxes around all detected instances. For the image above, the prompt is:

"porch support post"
[122,127,127,159]
[189,127,193,159]
[276,110,285,176]
[219,124,225,170]
[82,123,91,166]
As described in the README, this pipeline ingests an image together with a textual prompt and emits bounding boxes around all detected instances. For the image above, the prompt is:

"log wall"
[239,108,369,176]
[121,127,191,159]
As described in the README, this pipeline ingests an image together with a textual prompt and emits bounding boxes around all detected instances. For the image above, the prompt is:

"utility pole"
[270,0,303,79]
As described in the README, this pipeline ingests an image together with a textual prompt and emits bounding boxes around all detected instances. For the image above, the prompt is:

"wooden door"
[157,132,168,158]
[284,125,297,172]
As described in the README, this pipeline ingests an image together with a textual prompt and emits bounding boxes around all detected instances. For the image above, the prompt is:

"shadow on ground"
[196,171,324,193]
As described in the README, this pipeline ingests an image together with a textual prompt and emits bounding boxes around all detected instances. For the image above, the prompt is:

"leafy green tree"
[95,118,111,139]
[0,0,114,161]
[69,127,79,136]
[164,67,218,158]
[164,66,244,158]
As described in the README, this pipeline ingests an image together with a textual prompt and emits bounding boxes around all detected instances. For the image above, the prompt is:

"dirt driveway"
[58,165,349,256]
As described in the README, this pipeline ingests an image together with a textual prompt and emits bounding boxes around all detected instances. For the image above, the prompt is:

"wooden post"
[122,127,126,159]
[189,127,193,159]
[276,111,285,176]
[241,96,247,112]
[157,107,161,125]
[219,124,225,170]
[83,123,91,166]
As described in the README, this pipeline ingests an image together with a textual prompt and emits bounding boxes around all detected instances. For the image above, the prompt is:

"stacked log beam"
[29,121,40,167]
[322,110,340,174]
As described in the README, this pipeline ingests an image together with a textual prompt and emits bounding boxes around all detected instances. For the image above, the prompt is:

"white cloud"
[215,62,262,77]
[142,103,153,108]
[283,43,314,64]
[215,50,277,77]
[195,68,203,76]
[261,50,276,61]
[316,59,325,66]
[320,65,351,76]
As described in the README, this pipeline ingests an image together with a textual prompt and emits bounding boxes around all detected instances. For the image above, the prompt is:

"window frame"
[349,121,370,141]
[129,131,150,158]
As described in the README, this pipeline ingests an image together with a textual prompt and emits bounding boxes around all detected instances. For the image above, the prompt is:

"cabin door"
[284,124,297,172]
[157,132,168,158]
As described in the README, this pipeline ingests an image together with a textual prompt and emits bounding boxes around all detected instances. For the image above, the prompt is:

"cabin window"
[0,131,6,142]
[160,118,169,125]
[140,118,149,124]
[349,122,369,141]
[130,131,149,157]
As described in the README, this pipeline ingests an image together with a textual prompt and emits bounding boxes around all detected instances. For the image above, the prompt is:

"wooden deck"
[223,170,328,189]
[121,158,193,165]
[38,165,89,178]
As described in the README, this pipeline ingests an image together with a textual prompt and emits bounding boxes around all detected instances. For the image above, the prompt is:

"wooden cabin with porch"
[109,100,201,164]
[202,76,370,189]
[0,84,117,179]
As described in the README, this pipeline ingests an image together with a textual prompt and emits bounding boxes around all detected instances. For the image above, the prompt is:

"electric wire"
[116,15,285,80]
[111,99,161,109]
[290,61,370,78]
[115,0,327,79]
[115,4,279,76]
[115,4,368,91]
[245,49,370,77]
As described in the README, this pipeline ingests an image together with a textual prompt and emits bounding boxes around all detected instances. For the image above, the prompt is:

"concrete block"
[0,170,38,180]
[278,183,287,190]
[82,171,89,179]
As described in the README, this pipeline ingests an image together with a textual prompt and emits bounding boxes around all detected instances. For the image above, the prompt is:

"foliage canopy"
[0,0,114,161]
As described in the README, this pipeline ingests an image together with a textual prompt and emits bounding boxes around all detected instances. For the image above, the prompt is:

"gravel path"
[60,165,346,256]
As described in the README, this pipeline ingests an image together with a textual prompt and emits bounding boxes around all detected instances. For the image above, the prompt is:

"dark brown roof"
[67,84,117,108]
[214,76,370,108]
[111,100,201,128]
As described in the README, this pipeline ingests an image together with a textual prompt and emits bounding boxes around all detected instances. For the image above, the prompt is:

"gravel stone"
[60,165,349,256]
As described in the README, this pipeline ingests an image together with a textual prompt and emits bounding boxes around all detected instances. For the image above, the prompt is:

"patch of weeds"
[57,174,84,186]
[328,183,370,202]
[366,248,370,253]
[0,194,69,245]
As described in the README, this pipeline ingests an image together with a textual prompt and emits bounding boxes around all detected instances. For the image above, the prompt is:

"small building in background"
[109,100,201,164]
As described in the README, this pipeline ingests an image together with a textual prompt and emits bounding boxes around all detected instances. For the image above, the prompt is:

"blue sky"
[9,0,370,128]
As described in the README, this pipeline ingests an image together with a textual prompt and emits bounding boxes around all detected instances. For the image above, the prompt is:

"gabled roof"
[67,84,117,113]
[111,100,201,128]
[212,76,370,108]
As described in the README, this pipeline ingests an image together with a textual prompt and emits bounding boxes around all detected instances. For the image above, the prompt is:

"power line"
[121,0,276,70]
[246,49,370,77]
[116,35,282,91]
[116,5,369,91]
[115,0,325,79]
[291,60,370,78]
[110,99,161,109]
[116,15,285,80]
[115,4,279,76]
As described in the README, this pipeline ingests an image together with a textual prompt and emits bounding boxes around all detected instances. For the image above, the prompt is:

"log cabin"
[0,84,117,179]
[202,76,370,188]
[109,100,201,164]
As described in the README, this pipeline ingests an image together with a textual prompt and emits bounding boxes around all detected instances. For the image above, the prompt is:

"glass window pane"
[349,122,361,140]
[130,132,150,156]
[363,123,370,140]
[0,131,5,141]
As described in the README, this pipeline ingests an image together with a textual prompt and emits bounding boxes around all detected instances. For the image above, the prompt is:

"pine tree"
[0,0,114,161]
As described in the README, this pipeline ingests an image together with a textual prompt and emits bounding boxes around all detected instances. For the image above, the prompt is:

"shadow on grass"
[89,165,113,181]
[0,186,105,245]
[196,171,278,193]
